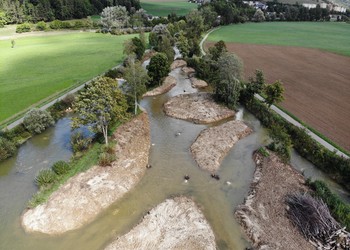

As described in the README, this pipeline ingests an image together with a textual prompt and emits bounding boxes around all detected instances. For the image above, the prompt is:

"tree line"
[0,0,140,24]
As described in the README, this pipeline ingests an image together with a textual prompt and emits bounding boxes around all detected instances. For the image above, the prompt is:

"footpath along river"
[0,67,349,250]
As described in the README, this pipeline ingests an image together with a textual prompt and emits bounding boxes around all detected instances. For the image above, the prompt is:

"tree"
[208,40,227,61]
[23,108,55,134]
[264,80,285,107]
[214,52,243,109]
[253,9,265,22]
[268,123,292,162]
[100,5,129,32]
[123,56,149,114]
[185,9,204,40]
[123,37,145,60]
[72,77,128,145]
[147,53,170,87]
[0,137,16,161]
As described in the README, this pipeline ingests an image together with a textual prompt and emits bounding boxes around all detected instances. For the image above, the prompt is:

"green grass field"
[141,0,197,17]
[0,32,135,123]
[207,22,350,57]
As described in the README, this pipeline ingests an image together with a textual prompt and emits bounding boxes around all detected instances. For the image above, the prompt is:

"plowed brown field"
[205,42,350,152]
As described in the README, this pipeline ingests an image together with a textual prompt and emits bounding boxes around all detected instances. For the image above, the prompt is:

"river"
[0,67,349,250]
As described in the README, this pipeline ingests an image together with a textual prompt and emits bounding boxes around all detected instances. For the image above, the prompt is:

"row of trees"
[0,0,140,24]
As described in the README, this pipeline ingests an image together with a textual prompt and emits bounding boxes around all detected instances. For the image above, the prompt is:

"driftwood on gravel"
[286,193,350,250]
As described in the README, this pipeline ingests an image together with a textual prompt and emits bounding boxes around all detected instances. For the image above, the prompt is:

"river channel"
[0,67,349,250]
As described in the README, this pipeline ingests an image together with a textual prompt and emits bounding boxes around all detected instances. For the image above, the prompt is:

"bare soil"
[164,93,235,124]
[21,112,150,234]
[235,151,314,250]
[143,75,176,97]
[205,42,350,151]
[190,77,208,89]
[191,120,252,173]
[105,196,216,250]
[170,59,187,70]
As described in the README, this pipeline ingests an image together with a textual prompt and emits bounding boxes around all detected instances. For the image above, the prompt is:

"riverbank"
[21,112,150,234]
[191,120,252,173]
[105,196,216,250]
[164,93,235,124]
[235,151,314,250]
[143,75,177,97]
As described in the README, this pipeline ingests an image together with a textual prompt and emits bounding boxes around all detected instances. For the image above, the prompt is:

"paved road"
[200,29,349,159]
[4,64,120,131]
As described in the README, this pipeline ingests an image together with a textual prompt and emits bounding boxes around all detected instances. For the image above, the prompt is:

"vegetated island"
[105,196,216,250]
[191,120,252,173]
[21,112,150,234]
[164,93,235,124]
[235,150,314,250]
[142,75,177,97]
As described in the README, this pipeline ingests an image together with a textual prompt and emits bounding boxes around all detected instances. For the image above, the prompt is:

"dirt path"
[191,120,252,173]
[235,151,314,250]
[205,42,350,152]
[164,93,235,124]
[105,196,216,250]
[21,112,150,234]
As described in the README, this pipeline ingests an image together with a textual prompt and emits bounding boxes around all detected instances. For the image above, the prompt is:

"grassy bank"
[141,0,197,17]
[0,32,135,123]
[207,22,350,57]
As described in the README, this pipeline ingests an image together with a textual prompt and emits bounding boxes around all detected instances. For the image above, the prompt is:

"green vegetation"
[140,1,197,17]
[35,169,57,189]
[0,32,136,124]
[207,22,350,57]
[28,143,102,208]
[23,109,55,134]
[307,179,350,230]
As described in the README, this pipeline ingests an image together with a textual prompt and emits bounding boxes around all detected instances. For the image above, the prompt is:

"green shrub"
[35,169,57,188]
[36,21,47,31]
[105,67,124,79]
[49,20,63,29]
[16,23,31,33]
[71,132,92,153]
[61,21,73,29]
[98,152,116,166]
[257,147,269,157]
[52,161,70,175]
[0,136,16,161]
[23,108,55,134]
[101,143,115,154]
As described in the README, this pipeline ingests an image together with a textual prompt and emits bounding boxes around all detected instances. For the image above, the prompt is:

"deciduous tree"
[147,53,170,87]
[123,56,149,114]
[264,80,284,107]
[72,77,128,145]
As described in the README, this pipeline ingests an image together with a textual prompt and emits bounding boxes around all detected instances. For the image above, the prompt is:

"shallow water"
[0,68,348,250]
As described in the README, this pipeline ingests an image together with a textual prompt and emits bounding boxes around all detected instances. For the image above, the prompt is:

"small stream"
[0,67,349,250]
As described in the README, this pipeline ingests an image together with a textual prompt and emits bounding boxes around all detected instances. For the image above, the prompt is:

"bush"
[16,23,31,33]
[71,132,92,153]
[61,21,73,29]
[49,20,63,29]
[0,137,16,161]
[52,161,70,175]
[23,109,55,134]
[36,21,47,31]
[98,152,116,167]
[35,169,57,188]
[62,93,75,107]
[105,68,124,79]
[257,147,269,157]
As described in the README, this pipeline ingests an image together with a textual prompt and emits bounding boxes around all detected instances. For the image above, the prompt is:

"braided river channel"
[0,68,349,250]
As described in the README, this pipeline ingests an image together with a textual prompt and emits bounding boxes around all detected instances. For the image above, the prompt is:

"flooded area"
[0,67,349,250]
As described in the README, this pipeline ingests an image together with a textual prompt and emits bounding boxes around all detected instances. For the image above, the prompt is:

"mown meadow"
[0,32,136,124]
[140,0,197,17]
[207,22,350,57]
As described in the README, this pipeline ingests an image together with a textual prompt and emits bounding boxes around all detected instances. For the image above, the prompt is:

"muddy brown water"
[0,68,349,250]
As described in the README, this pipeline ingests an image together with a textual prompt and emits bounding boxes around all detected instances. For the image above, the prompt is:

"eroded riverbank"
[235,151,314,250]
[22,112,150,234]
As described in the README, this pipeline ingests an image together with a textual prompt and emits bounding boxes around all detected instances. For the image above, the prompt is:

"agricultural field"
[206,22,350,151]
[140,0,197,17]
[0,31,135,124]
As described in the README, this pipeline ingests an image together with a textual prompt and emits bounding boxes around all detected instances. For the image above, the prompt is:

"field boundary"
[200,28,349,159]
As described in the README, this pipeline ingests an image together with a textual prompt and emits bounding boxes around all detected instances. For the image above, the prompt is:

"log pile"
[285,193,350,250]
